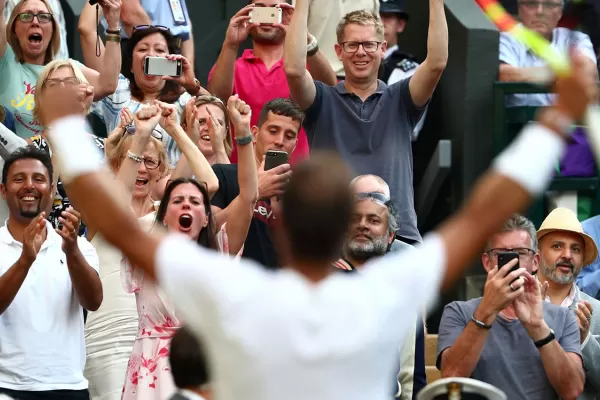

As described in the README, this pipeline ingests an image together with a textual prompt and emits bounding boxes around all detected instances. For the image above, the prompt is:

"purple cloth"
[559,126,597,177]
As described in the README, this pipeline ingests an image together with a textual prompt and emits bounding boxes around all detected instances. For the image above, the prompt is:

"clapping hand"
[56,207,81,254]
[19,213,46,266]
[575,300,594,344]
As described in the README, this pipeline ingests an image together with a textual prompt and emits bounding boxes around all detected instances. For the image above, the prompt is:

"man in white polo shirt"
[0,146,102,400]
[38,51,596,400]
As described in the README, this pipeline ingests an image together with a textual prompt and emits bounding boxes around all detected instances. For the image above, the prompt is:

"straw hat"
[537,207,598,266]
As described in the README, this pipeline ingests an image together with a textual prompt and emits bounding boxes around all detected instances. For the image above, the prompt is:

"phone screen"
[497,251,520,275]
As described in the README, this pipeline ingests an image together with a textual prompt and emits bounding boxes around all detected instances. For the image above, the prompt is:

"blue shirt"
[577,215,600,299]
[101,0,191,39]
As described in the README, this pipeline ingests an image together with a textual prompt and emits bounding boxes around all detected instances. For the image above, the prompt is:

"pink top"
[209,49,310,165]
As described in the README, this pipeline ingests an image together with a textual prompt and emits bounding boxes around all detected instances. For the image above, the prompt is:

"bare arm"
[306,40,337,86]
[440,321,490,378]
[64,243,102,311]
[498,64,553,83]
[0,0,7,59]
[408,0,448,108]
[181,22,195,74]
[79,0,123,100]
[120,0,151,37]
[208,5,256,102]
[78,0,105,71]
[538,341,584,399]
[0,258,32,315]
[284,0,317,111]
[219,96,258,255]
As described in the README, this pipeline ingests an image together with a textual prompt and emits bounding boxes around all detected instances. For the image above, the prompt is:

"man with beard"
[0,146,102,399]
[438,214,584,400]
[536,207,600,399]
[334,174,427,400]
[207,0,337,165]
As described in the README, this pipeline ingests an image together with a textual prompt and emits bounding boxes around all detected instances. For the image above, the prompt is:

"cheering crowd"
[0,0,600,399]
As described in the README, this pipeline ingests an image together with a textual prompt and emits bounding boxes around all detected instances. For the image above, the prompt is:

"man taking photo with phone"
[437,214,584,400]
[211,98,301,269]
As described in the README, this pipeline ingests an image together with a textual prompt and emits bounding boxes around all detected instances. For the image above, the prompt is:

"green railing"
[492,82,600,226]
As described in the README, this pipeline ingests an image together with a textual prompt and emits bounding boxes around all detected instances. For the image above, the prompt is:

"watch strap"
[235,135,253,146]
[106,28,121,35]
[534,329,555,348]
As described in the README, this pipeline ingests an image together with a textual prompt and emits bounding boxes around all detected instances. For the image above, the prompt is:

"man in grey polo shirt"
[283,0,447,244]
[498,0,597,107]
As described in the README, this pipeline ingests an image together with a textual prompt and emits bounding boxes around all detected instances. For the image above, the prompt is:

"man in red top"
[208,0,337,164]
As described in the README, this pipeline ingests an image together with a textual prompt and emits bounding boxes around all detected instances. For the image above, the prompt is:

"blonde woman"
[84,108,170,400]
[0,0,122,138]
[27,58,103,233]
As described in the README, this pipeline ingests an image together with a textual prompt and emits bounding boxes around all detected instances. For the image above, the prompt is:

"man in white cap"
[537,207,600,399]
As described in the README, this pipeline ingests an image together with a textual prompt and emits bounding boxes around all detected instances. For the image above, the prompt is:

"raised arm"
[218,95,258,255]
[78,0,106,72]
[283,0,317,110]
[0,0,7,59]
[408,0,447,108]
[120,0,151,37]
[157,102,219,196]
[79,0,122,100]
[208,5,256,102]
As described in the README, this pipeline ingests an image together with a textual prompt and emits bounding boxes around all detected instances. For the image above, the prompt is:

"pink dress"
[121,213,237,400]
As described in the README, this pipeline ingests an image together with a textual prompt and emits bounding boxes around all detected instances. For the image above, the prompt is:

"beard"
[540,259,580,285]
[19,202,42,219]
[250,26,285,45]
[346,235,389,261]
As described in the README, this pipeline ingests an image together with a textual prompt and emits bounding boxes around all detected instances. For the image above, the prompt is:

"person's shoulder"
[579,290,600,308]
[444,298,481,313]
[212,163,239,180]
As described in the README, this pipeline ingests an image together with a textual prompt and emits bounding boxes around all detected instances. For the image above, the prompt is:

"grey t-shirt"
[303,78,426,243]
[437,298,581,400]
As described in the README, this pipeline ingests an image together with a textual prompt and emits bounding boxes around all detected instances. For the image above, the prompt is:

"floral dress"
[121,213,239,400]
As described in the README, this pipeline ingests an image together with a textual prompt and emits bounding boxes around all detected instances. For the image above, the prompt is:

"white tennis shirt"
[157,232,445,400]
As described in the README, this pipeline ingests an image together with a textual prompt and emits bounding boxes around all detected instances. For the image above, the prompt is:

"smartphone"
[497,251,520,275]
[144,56,182,77]
[249,7,283,25]
[265,150,289,171]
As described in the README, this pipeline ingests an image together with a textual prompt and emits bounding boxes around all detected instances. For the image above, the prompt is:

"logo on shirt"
[11,81,42,134]
[253,201,276,225]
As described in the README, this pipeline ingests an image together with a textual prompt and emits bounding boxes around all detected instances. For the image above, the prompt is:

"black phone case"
[497,251,520,274]
[265,152,288,171]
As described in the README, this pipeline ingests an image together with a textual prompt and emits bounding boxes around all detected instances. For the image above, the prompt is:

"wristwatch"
[533,328,555,348]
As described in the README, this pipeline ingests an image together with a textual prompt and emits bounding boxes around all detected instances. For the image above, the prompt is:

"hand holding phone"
[249,7,282,25]
[497,251,520,276]
[144,56,183,77]
[265,150,288,171]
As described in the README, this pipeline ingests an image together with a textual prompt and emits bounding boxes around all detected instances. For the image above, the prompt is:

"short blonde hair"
[6,0,60,64]
[33,59,89,124]
[105,130,169,178]
[181,95,233,158]
[336,10,384,44]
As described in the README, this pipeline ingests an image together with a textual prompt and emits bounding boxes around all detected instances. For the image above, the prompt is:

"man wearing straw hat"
[537,207,600,399]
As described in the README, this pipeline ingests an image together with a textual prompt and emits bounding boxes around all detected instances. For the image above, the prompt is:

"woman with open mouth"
[0,0,122,138]
[78,4,210,168]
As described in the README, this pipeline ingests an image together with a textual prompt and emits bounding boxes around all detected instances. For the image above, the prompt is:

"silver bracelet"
[471,313,493,329]
[127,151,143,163]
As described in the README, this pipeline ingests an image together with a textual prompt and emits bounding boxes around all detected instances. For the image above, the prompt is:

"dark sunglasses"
[354,192,390,205]
[132,25,171,35]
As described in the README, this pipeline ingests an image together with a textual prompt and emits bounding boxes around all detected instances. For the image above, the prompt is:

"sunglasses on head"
[354,192,390,206]
[132,25,171,35]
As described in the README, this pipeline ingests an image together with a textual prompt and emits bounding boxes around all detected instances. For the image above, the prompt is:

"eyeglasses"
[354,192,390,206]
[132,25,170,35]
[43,77,80,88]
[518,1,563,10]
[140,156,161,170]
[17,12,53,23]
[340,41,382,53]
[488,248,536,260]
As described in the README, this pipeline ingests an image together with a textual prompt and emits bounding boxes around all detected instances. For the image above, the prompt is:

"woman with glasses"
[0,0,122,139]
[27,59,104,233]
[79,3,209,168]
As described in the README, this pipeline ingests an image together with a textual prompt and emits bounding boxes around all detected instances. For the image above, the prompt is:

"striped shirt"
[91,74,191,166]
